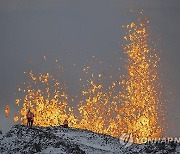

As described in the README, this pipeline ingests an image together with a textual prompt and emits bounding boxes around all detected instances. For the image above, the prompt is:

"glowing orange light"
[16,70,78,127]
[117,17,164,143]
[14,115,19,122]
[5,104,10,117]
[15,15,164,144]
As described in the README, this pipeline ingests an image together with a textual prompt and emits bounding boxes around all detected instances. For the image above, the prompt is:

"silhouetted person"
[27,109,34,127]
[27,109,31,127]
[63,119,68,128]
[30,111,34,127]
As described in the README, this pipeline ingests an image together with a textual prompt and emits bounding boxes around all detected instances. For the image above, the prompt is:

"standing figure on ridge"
[27,109,34,127]
[63,119,68,128]
[30,111,34,126]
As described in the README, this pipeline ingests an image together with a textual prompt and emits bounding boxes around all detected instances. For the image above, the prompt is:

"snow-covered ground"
[0,125,179,154]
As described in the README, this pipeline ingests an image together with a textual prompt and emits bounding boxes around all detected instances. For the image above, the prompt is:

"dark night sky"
[0,0,180,137]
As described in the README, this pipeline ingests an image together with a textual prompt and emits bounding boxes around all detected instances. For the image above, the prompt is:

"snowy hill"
[0,125,179,154]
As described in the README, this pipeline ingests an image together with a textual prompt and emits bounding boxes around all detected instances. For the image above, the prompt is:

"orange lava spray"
[118,17,164,142]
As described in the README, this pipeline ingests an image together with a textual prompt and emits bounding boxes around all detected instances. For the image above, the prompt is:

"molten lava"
[5,104,10,117]
[14,16,164,144]
[15,70,77,127]
[78,79,116,135]
[14,115,19,122]
[118,17,164,142]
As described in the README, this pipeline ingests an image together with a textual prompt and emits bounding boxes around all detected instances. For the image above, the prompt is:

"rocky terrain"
[0,125,179,154]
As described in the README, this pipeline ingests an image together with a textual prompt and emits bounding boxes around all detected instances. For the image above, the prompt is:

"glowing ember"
[5,104,10,117]
[15,99,20,106]
[118,17,164,142]
[14,115,19,122]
